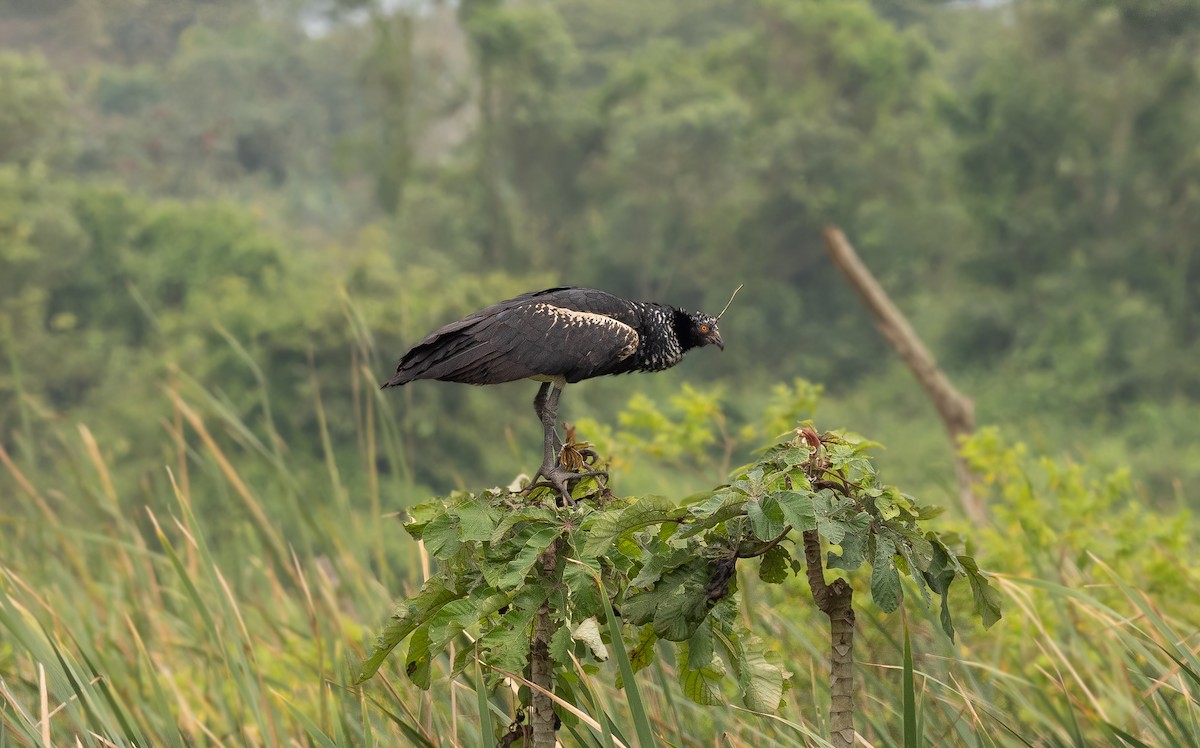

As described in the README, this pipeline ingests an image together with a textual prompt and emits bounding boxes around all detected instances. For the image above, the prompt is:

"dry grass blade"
[486,665,632,748]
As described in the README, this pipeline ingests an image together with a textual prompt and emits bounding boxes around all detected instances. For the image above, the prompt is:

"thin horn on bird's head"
[715,284,744,320]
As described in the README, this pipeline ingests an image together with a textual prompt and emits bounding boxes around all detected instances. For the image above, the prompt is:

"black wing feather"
[382,288,641,387]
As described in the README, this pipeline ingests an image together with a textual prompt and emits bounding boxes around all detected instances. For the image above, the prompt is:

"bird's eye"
[699,324,709,333]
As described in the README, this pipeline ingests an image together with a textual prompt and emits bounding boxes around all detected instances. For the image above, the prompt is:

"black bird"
[381,287,730,502]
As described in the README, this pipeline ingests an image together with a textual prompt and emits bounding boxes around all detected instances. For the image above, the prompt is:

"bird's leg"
[527,382,563,496]
[540,383,569,479]
[527,383,606,506]
[532,382,562,456]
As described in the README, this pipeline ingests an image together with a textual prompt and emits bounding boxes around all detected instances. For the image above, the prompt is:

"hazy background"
[2,1,1199,743]
[4,0,1198,511]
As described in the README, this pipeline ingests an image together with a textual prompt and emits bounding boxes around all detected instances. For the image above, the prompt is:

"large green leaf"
[456,495,501,542]
[922,537,959,641]
[773,489,817,532]
[582,495,685,557]
[564,559,605,618]
[490,507,556,544]
[870,533,902,613]
[685,621,714,670]
[628,625,658,675]
[401,500,444,539]
[678,486,750,538]
[629,545,693,589]
[653,579,713,642]
[498,525,562,590]
[550,624,573,665]
[827,511,871,571]
[356,577,464,683]
[479,606,537,674]
[758,544,790,584]
[421,512,460,559]
[677,641,726,706]
[736,643,786,712]
[746,493,786,541]
[959,555,1002,629]
[404,625,433,689]
[622,561,712,641]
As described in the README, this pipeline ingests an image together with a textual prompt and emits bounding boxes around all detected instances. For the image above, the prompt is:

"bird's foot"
[520,422,609,506]
[576,446,603,464]
[525,464,608,507]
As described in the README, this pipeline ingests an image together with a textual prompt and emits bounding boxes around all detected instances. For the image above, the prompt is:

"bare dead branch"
[821,225,987,524]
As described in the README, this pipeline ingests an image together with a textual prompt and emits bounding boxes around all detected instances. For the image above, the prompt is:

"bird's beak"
[713,332,724,351]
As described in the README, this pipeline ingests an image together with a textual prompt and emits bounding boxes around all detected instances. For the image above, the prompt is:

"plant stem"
[529,538,562,747]
[802,529,856,748]
[738,525,792,558]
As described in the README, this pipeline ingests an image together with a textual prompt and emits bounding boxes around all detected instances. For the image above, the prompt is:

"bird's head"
[682,311,724,351]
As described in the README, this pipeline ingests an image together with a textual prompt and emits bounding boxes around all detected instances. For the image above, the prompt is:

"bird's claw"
[578,447,603,465]
[523,465,608,507]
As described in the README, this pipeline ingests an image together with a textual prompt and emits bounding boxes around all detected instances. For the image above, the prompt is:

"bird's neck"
[671,307,704,353]
[628,303,687,372]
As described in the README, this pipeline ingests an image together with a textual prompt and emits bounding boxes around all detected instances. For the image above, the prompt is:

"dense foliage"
[356,428,999,725]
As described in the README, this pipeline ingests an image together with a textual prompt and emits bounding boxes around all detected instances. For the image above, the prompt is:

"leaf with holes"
[871,533,902,613]
[758,545,790,584]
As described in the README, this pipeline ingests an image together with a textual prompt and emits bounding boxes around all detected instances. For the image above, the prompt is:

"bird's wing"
[494,301,640,382]
[520,288,640,323]
[407,288,627,346]
[395,289,565,349]
[386,294,639,386]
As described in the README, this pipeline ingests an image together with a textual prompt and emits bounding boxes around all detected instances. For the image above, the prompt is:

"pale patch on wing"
[534,303,639,361]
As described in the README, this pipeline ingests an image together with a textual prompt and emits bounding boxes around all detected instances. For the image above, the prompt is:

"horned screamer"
[382,286,737,502]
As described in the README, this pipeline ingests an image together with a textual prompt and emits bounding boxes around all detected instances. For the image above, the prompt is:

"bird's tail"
[380,371,413,389]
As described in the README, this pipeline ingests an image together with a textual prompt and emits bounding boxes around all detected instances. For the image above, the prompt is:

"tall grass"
[1,355,1197,745]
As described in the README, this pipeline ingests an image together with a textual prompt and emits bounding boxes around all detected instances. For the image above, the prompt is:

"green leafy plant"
[357,425,1001,746]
